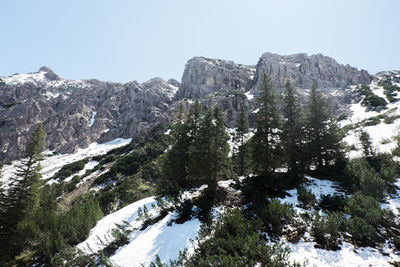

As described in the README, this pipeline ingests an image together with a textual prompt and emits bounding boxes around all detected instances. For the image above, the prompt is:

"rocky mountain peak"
[39,66,60,81]
[176,57,255,99]
[0,52,382,162]
[254,52,372,90]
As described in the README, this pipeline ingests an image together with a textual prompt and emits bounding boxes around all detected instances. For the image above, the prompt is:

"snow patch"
[89,111,97,127]
[44,91,60,99]
[245,91,254,100]
[77,197,156,253]
[110,213,201,267]
[288,241,399,267]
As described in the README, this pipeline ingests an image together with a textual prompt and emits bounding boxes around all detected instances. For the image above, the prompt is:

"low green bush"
[319,194,348,212]
[53,158,89,180]
[297,186,317,208]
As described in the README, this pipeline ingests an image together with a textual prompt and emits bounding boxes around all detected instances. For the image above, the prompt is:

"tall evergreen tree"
[233,103,250,176]
[282,81,304,176]
[0,123,46,262]
[159,101,202,195]
[251,73,282,175]
[188,106,230,196]
[305,85,344,171]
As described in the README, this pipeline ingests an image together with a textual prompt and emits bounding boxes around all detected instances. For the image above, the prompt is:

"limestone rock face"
[0,53,377,162]
[0,68,177,161]
[177,57,256,99]
[254,53,372,90]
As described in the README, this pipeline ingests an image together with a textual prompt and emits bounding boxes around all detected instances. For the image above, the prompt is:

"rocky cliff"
[176,57,255,99]
[253,52,372,90]
[0,68,177,161]
[0,53,375,162]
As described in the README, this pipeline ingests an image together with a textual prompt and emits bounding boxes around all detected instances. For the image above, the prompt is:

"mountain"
[0,53,373,163]
[0,69,177,162]
[1,54,400,266]
[253,52,372,90]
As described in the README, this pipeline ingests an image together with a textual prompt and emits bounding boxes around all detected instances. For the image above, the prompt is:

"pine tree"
[305,85,344,171]
[0,123,46,262]
[282,81,304,176]
[188,106,230,196]
[360,130,375,158]
[251,73,282,175]
[233,103,250,176]
[210,106,231,188]
[159,101,202,195]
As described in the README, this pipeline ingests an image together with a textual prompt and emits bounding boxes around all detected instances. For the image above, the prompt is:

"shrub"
[319,194,348,212]
[347,216,379,247]
[53,158,89,180]
[345,194,382,225]
[378,77,400,103]
[259,199,295,235]
[345,158,386,198]
[311,212,345,250]
[337,113,348,121]
[362,94,387,111]
[361,116,381,126]
[372,153,398,184]
[175,199,194,224]
[100,221,132,257]
[174,209,298,267]
[384,115,400,124]
[297,186,317,208]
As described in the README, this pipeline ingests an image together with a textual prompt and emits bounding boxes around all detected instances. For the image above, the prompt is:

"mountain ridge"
[0,52,385,162]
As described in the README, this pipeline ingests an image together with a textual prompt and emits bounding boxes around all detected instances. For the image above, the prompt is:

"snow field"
[1,138,131,187]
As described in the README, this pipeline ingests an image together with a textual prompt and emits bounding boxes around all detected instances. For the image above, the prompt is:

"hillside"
[1,55,400,266]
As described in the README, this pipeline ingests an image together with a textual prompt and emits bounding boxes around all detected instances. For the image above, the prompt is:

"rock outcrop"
[254,52,372,90]
[177,57,255,99]
[0,52,376,162]
[0,68,177,161]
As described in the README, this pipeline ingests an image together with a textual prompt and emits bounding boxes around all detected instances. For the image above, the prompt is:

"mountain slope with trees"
[0,59,399,266]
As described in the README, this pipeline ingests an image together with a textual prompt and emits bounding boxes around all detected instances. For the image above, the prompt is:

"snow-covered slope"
[4,71,400,266]
[343,71,400,158]
[77,195,202,267]
[0,138,131,187]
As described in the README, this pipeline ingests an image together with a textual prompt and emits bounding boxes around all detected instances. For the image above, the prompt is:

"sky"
[0,0,399,83]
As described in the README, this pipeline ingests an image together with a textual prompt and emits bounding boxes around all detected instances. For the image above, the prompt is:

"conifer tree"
[233,103,250,176]
[160,101,202,195]
[360,130,375,158]
[188,106,230,196]
[0,123,46,262]
[305,85,344,171]
[177,102,187,121]
[251,73,282,175]
[282,81,304,176]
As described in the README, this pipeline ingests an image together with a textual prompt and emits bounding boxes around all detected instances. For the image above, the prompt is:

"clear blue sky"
[1,0,399,83]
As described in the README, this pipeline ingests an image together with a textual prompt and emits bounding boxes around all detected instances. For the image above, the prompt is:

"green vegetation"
[232,103,250,176]
[378,76,400,103]
[3,73,400,265]
[251,73,282,175]
[53,158,89,180]
[167,209,301,267]
[357,84,387,111]
[0,123,46,264]
[297,186,317,208]
[305,84,346,175]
